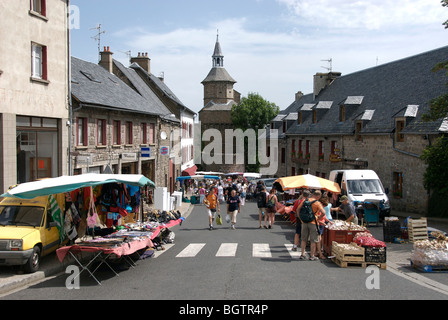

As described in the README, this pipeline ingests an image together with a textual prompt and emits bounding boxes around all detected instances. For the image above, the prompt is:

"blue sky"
[70,0,448,113]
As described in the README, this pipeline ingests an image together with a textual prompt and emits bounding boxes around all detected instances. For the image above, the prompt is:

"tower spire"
[213,31,224,68]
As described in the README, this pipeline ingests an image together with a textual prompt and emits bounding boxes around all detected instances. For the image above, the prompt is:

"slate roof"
[200,100,237,112]
[71,57,189,122]
[281,46,448,136]
[129,62,194,116]
[113,60,173,117]
[202,67,237,83]
[71,57,161,116]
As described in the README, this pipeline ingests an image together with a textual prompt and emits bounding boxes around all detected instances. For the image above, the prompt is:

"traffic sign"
[141,147,151,158]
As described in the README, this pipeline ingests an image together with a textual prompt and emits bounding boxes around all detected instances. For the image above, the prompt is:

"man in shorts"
[297,190,326,260]
[204,186,220,230]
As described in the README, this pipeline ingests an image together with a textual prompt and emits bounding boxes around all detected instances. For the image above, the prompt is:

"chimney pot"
[99,46,113,73]
[130,51,151,74]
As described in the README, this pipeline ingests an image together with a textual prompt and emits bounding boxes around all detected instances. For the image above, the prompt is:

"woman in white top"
[217,183,224,203]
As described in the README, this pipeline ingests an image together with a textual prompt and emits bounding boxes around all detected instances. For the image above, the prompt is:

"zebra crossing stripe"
[252,243,272,258]
[284,244,302,258]
[173,243,302,258]
[216,243,238,257]
[176,243,206,258]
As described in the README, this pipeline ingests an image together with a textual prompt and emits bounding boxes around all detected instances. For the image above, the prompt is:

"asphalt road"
[2,201,448,304]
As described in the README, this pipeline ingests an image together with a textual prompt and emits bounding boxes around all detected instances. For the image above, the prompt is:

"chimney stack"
[130,52,151,74]
[313,72,341,99]
[99,46,114,73]
[295,91,303,102]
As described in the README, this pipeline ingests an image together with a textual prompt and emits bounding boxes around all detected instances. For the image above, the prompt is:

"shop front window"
[17,117,59,183]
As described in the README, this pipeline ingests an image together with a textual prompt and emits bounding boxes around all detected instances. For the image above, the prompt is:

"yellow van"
[0,194,66,273]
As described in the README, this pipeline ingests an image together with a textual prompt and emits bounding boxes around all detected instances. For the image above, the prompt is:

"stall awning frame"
[1,174,156,200]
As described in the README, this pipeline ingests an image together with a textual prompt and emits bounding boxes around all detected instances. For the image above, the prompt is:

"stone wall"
[277,133,435,214]
[72,106,181,191]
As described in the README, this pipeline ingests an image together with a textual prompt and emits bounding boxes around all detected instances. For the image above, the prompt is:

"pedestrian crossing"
[154,243,304,259]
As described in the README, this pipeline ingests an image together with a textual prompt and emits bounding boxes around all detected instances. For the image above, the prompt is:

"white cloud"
[277,0,446,31]
[109,3,448,113]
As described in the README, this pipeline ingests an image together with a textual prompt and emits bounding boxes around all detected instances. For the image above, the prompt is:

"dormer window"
[313,110,317,123]
[298,112,302,124]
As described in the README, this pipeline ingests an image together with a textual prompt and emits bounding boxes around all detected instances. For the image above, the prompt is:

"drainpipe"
[391,132,421,158]
[67,0,73,175]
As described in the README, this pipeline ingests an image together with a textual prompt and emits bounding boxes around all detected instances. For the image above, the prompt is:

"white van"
[329,170,391,219]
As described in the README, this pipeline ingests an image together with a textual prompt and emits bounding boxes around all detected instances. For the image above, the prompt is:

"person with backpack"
[291,190,309,251]
[266,188,278,229]
[296,190,326,260]
[256,186,268,229]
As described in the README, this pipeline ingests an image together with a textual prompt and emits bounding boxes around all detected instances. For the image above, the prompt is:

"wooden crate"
[408,218,428,242]
[332,256,387,269]
[332,242,365,262]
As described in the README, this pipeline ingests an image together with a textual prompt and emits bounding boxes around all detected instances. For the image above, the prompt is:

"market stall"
[2,174,184,283]
[273,174,341,194]
[271,174,342,222]
[55,217,183,285]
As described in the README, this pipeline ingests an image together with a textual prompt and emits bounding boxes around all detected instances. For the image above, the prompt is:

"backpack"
[257,192,266,208]
[266,196,276,209]
[299,200,317,223]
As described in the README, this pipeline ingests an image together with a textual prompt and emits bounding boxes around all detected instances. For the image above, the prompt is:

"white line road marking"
[152,243,175,258]
[284,244,302,258]
[216,243,238,257]
[253,243,272,258]
[176,243,206,258]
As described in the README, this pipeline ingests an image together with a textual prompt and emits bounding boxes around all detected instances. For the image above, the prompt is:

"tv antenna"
[90,24,106,61]
[321,58,333,72]
[118,50,132,61]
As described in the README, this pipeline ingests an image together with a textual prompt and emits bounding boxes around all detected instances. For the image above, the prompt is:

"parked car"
[255,178,277,193]
[0,194,66,273]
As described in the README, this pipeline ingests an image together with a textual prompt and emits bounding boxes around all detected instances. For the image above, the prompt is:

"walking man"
[227,189,240,229]
[204,186,220,230]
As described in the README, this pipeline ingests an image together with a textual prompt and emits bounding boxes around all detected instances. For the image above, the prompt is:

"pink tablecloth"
[150,218,183,240]
[56,237,153,262]
[56,219,183,263]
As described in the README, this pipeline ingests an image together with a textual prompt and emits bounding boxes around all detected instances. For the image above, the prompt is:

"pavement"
[0,201,447,297]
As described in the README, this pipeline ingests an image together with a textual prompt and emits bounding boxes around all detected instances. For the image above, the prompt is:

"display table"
[56,237,153,285]
[56,218,184,285]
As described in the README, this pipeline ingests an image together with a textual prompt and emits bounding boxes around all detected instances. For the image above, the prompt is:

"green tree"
[231,93,279,172]
[420,0,448,217]
[421,59,448,122]
[231,92,279,130]
[421,137,448,217]
[421,137,448,193]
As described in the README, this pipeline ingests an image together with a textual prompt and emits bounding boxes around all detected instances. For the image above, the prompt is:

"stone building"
[198,35,242,173]
[124,53,197,177]
[0,0,70,193]
[267,46,448,214]
[70,48,182,193]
